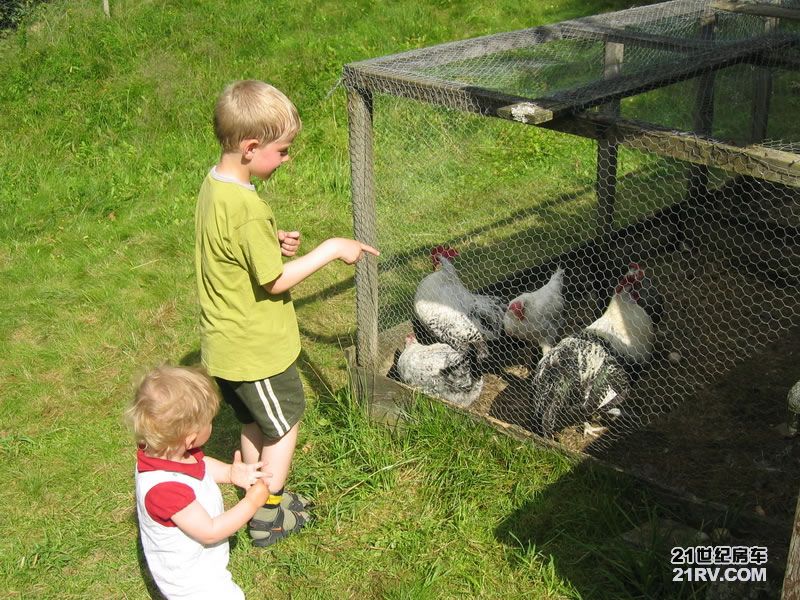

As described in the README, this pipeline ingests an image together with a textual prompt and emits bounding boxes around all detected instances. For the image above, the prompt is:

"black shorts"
[215,362,305,440]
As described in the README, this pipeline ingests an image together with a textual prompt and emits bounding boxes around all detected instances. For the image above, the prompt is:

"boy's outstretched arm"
[263,237,379,295]
[171,479,269,546]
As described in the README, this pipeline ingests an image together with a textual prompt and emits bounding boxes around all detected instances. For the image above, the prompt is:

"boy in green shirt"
[195,80,379,546]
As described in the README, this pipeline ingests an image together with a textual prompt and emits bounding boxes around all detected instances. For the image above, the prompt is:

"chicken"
[503,266,565,355]
[396,333,483,407]
[412,246,505,363]
[786,381,800,437]
[529,263,662,436]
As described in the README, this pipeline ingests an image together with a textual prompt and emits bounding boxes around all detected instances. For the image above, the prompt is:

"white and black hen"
[530,262,662,436]
[412,246,506,363]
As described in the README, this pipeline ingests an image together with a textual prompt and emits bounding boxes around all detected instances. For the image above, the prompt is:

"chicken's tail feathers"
[469,295,506,340]
[546,265,565,292]
[440,345,482,392]
[529,342,578,436]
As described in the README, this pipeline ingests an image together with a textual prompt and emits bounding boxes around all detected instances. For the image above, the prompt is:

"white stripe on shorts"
[255,379,288,437]
[263,377,291,432]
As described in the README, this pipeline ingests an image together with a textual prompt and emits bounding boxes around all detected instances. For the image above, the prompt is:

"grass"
[0,0,723,598]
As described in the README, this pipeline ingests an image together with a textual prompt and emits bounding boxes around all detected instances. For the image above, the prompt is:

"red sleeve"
[144,482,196,527]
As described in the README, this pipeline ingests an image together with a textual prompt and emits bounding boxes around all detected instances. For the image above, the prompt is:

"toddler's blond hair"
[125,365,220,455]
[214,80,302,152]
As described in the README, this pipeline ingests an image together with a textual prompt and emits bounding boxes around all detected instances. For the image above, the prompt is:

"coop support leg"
[687,13,717,202]
[782,489,800,600]
[594,41,624,292]
[750,17,777,144]
[347,87,379,371]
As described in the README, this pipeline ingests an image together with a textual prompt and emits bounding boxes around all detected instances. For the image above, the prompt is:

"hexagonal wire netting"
[342,0,800,512]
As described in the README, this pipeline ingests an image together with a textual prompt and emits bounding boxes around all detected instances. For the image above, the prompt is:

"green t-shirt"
[194,169,301,381]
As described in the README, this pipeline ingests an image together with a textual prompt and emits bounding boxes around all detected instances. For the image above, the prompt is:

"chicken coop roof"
[343,0,800,186]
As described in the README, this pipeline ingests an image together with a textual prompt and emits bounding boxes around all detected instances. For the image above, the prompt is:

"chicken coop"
[343,0,800,588]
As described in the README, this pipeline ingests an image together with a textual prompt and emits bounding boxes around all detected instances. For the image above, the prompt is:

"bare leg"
[260,421,299,494]
[241,422,263,465]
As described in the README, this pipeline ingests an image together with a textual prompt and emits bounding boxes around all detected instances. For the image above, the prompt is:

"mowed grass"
[0,0,712,598]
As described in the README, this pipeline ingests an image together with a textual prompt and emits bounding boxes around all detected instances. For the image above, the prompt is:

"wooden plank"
[497,32,800,125]
[343,63,532,116]
[557,22,709,53]
[751,51,800,71]
[713,0,800,21]
[543,113,800,188]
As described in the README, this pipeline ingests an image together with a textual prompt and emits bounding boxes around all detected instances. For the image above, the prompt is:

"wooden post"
[347,87,379,370]
[596,41,624,237]
[593,41,624,295]
[688,12,717,201]
[783,490,800,599]
[751,17,778,143]
[102,0,110,17]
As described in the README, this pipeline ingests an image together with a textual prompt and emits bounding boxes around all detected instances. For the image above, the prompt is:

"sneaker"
[249,505,309,548]
[281,490,313,512]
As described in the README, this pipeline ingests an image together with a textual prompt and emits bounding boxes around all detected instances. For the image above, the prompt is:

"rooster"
[412,246,505,363]
[396,333,483,407]
[529,263,662,436]
[503,266,565,355]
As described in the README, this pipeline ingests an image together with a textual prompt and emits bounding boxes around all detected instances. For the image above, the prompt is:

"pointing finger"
[361,243,380,257]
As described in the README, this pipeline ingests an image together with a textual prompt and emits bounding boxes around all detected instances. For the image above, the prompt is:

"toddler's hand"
[334,238,380,265]
[278,230,301,257]
[230,450,272,489]
[245,479,270,508]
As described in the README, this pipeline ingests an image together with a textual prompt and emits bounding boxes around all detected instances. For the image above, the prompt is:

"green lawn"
[0,0,719,598]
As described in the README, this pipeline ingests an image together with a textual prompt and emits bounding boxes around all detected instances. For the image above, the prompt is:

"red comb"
[431,245,458,258]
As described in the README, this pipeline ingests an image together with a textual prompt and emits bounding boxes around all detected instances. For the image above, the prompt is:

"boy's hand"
[245,479,270,508]
[278,230,301,257]
[229,450,272,489]
[334,238,380,265]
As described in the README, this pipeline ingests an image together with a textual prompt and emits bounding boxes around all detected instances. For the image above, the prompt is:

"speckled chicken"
[412,246,505,363]
[787,380,800,436]
[529,263,662,436]
[396,333,483,407]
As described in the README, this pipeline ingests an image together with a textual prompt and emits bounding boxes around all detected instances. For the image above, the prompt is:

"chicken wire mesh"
[342,0,800,479]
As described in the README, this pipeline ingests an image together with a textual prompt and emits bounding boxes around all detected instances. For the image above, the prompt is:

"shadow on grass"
[494,455,781,599]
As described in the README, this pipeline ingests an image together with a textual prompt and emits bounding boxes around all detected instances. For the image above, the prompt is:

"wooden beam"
[343,63,531,116]
[750,51,800,71]
[497,32,800,125]
[540,113,800,188]
[712,1,800,22]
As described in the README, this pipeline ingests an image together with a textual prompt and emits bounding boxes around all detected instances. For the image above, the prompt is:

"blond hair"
[213,80,302,152]
[125,365,220,455]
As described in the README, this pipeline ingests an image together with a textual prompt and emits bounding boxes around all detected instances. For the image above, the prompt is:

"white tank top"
[135,463,245,600]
